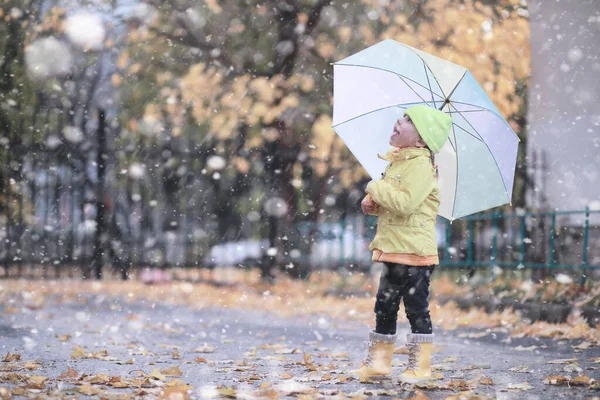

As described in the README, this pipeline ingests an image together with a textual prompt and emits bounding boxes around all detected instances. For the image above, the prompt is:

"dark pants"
[374,263,435,335]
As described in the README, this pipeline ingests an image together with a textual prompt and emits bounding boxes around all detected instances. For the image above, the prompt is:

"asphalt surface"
[1,290,599,399]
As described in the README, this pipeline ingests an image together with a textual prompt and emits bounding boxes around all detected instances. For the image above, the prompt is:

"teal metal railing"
[295,208,599,285]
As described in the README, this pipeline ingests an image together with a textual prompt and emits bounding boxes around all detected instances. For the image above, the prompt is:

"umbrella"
[332,39,520,221]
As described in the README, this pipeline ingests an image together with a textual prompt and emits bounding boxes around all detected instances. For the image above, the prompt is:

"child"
[352,105,451,383]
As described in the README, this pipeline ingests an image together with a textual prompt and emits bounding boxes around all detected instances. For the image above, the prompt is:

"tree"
[115,0,530,279]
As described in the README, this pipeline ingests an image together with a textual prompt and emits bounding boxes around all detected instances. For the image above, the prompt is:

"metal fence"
[1,105,598,282]
[291,209,600,285]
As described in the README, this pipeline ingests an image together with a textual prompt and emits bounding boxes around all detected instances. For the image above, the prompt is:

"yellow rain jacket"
[365,147,440,266]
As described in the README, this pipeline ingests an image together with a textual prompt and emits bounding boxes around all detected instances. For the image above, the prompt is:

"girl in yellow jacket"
[352,105,451,384]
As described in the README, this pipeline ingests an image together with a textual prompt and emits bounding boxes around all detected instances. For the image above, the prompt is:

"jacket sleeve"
[366,160,435,217]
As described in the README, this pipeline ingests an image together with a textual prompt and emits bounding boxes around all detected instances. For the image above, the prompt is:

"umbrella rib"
[423,64,436,105]
[335,63,444,99]
[450,122,458,221]
[451,105,511,201]
[332,102,426,128]
[397,75,428,105]
[451,123,484,142]
[449,101,516,133]
[401,46,449,99]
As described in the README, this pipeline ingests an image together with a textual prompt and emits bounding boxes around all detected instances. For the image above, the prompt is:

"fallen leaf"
[590,357,600,363]
[546,358,577,364]
[71,346,87,358]
[161,366,183,377]
[509,365,532,373]
[544,375,570,385]
[255,388,279,399]
[27,375,48,389]
[2,353,21,362]
[572,341,591,350]
[79,383,101,396]
[303,353,317,371]
[194,357,208,363]
[149,368,167,381]
[571,375,593,386]
[441,356,458,363]
[507,382,532,390]
[58,334,71,342]
[172,350,181,359]
[217,386,237,398]
[91,349,109,359]
[160,386,190,400]
[280,373,293,379]
[88,374,110,384]
[480,376,495,385]
[58,366,79,379]
[111,380,131,388]
[407,390,431,399]
[24,363,39,370]
[192,344,215,353]
[514,345,538,351]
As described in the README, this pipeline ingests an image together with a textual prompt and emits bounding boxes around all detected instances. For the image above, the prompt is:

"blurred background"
[0,0,598,289]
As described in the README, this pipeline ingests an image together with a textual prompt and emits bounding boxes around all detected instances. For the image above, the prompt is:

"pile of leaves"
[432,274,600,308]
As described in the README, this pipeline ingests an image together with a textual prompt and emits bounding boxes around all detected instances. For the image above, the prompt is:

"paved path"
[1,292,598,399]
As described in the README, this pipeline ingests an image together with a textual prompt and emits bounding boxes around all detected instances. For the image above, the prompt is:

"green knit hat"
[404,105,452,153]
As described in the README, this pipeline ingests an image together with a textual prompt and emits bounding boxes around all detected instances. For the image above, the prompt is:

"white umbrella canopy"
[332,39,520,221]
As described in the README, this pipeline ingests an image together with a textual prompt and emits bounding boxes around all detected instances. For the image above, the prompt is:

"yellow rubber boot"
[398,333,433,383]
[350,330,396,382]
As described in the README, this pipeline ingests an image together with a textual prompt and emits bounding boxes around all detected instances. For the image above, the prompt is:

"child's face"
[389,115,425,148]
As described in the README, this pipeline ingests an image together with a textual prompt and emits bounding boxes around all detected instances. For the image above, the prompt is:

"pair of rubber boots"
[351,330,433,383]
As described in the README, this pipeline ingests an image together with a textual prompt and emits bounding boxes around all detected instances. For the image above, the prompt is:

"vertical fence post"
[467,219,474,266]
[444,219,451,265]
[491,212,498,272]
[549,212,556,268]
[581,207,590,287]
[519,214,526,273]
[92,109,107,280]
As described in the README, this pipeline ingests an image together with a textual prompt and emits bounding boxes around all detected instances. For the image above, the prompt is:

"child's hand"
[361,194,379,214]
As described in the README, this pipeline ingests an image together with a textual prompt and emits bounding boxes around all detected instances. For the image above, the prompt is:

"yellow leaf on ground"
[571,375,592,386]
[79,383,101,396]
[259,382,272,390]
[3,352,21,362]
[407,390,431,400]
[572,341,591,350]
[256,388,279,399]
[161,366,183,377]
[507,382,532,390]
[58,366,79,379]
[546,358,577,364]
[480,376,495,385]
[27,375,48,389]
[544,375,570,385]
[192,344,215,353]
[194,357,208,363]
[24,363,39,370]
[217,386,237,398]
[91,349,109,359]
[280,373,293,379]
[160,386,190,400]
[303,353,317,371]
[58,334,71,342]
[149,368,167,381]
[88,374,110,384]
[71,346,87,358]
[514,345,537,351]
